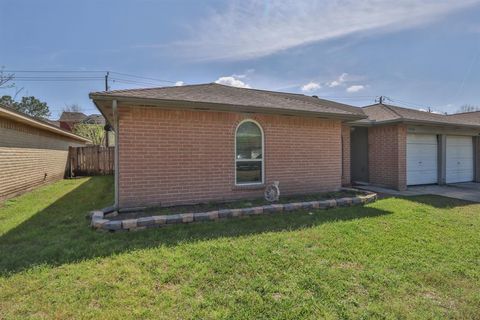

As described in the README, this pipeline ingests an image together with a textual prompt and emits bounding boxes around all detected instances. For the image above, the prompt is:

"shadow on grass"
[0,177,395,276]
[390,195,476,209]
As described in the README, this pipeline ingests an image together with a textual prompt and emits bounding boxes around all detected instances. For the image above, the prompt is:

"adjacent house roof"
[0,104,91,143]
[82,114,105,125]
[44,119,60,127]
[90,83,366,125]
[59,111,87,122]
[447,111,480,125]
[356,103,480,129]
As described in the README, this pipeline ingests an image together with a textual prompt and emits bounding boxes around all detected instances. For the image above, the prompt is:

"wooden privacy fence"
[67,146,114,177]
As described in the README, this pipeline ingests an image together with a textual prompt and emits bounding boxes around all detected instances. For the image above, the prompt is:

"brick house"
[59,111,87,131]
[0,104,89,200]
[91,83,365,209]
[91,85,480,209]
[350,104,480,190]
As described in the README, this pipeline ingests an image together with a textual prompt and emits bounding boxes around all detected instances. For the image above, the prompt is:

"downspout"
[112,99,120,210]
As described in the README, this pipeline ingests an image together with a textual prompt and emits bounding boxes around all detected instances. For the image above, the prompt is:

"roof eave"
[0,105,91,143]
[92,100,114,128]
[353,117,480,130]
[89,94,367,121]
[402,119,480,130]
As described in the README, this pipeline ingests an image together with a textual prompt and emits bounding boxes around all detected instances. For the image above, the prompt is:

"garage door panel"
[407,160,437,169]
[407,134,437,144]
[407,169,437,175]
[446,136,473,184]
[447,136,472,145]
[407,133,438,185]
[407,169,437,185]
[408,154,437,162]
[407,158,437,168]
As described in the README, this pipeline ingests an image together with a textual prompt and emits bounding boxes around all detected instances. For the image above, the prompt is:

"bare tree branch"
[457,104,480,113]
[0,67,15,89]
[63,103,83,113]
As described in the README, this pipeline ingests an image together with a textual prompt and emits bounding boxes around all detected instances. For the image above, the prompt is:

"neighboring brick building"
[91,83,365,209]
[0,105,89,200]
[59,111,87,131]
[351,104,480,190]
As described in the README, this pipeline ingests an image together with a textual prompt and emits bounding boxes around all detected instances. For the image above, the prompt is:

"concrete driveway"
[357,182,480,203]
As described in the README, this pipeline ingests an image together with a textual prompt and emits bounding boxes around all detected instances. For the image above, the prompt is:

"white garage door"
[446,136,474,183]
[407,133,438,185]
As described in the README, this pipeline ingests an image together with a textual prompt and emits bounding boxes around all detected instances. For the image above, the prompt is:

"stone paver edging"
[90,189,377,232]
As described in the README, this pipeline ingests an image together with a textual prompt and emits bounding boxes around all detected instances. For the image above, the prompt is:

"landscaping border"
[90,189,377,232]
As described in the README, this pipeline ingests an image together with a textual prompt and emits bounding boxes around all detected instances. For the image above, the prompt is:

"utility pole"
[379,96,384,104]
[105,71,109,91]
[104,71,110,147]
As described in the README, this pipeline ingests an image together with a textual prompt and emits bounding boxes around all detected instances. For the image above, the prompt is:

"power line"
[387,97,449,113]
[10,79,104,82]
[14,76,104,79]
[111,78,164,87]
[14,76,104,80]
[389,98,432,109]
[5,69,178,84]
[321,96,376,100]
[109,71,177,84]
[453,50,480,102]
[3,70,107,73]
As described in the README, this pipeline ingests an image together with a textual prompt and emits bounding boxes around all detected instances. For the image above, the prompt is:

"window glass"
[236,161,262,183]
[235,121,263,184]
[236,122,262,160]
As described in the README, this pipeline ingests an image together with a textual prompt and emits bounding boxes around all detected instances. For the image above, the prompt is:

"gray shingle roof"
[82,114,105,125]
[59,112,87,122]
[447,111,480,125]
[90,83,365,120]
[357,103,480,128]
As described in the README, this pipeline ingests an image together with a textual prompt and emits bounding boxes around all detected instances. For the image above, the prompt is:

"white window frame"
[234,119,265,186]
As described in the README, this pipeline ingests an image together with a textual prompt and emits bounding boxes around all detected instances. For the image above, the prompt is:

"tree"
[457,104,480,113]
[0,95,51,119]
[73,123,105,145]
[14,96,51,118]
[0,95,15,107]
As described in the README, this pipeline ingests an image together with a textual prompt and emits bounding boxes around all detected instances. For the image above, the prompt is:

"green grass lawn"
[1,177,479,319]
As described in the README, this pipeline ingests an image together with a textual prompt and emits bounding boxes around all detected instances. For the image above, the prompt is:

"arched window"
[235,120,264,185]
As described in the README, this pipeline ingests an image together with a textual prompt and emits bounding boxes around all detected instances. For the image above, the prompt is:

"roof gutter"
[92,100,114,128]
[351,117,480,130]
[401,119,480,130]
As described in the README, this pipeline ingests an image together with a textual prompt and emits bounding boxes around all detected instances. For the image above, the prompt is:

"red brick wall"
[118,106,343,208]
[368,124,407,190]
[341,124,351,186]
[59,121,75,132]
